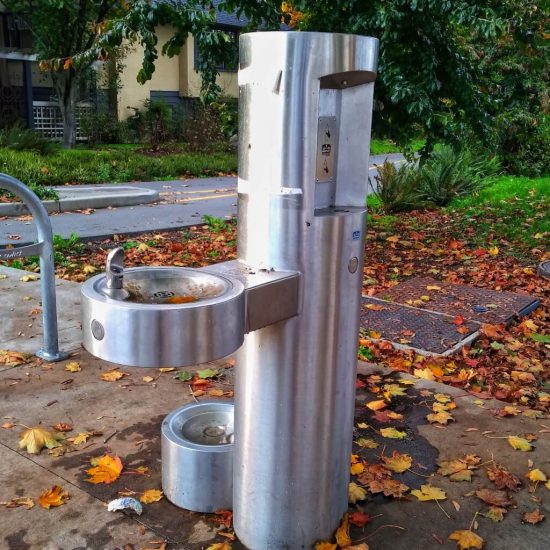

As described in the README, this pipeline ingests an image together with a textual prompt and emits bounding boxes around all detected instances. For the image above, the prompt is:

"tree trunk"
[52,70,79,149]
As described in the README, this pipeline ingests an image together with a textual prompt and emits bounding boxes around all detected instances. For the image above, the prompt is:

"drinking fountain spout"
[103,247,129,300]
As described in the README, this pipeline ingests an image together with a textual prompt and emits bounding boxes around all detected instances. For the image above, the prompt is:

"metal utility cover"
[361,297,480,356]
[376,277,540,325]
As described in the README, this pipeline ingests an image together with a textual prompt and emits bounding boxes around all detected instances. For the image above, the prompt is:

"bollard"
[0,173,68,362]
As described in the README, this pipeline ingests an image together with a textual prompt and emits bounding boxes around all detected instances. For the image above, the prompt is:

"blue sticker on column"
[352,230,361,240]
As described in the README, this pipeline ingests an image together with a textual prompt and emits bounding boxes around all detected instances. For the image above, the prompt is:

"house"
[0,2,246,137]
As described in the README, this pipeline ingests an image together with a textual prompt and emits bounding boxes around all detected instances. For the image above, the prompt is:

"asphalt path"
[0,153,404,245]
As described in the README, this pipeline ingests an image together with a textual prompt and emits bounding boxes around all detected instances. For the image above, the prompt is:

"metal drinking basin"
[162,401,234,512]
[81,266,245,367]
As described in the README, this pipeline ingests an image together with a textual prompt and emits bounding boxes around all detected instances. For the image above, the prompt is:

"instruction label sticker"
[315,116,338,183]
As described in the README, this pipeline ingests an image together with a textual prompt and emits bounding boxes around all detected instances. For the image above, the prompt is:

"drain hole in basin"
[181,411,234,446]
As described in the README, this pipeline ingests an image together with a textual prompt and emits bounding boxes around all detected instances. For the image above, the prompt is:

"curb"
[0,186,159,216]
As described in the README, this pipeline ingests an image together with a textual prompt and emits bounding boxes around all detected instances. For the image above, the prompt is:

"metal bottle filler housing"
[81,31,378,549]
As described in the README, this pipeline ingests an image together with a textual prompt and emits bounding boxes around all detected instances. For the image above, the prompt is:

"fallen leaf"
[65,361,81,372]
[206,543,232,550]
[1,422,15,429]
[438,456,480,482]
[522,508,545,524]
[411,485,446,501]
[486,465,522,491]
[85,454,123,484]
[82,264,97,274]
[159,367,176,373]
[142,376,155,383]
[427,411,454,425]
[382,451,412,473]
[140,489,164,504]
[367,478,409,498]
[335,513,351,547]
[485,506,506,522]
[508,436,533,451]
[475,488,513,507]
[38,485,69,509]
[314,543,337,550]
[414,368,435,380]
[0,497,34,509]
[349,511,372,528]
[348,482,367,503]
[19,427,64,454]
[380,427,407,439]
[366,399,387,411]
[68,432,90,445]
[100,370,127,382]
[174,370,193,381]
[209,389,225,397]
[365,303,386,311]
[355,438,379,449]
[196,368,219,379]
[448,530,484,549]
[52,423,73,432]
[20,274,39,282]
[526,469,547,483]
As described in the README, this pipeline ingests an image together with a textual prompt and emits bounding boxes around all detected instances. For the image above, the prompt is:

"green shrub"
[80,112,135,145]
[494,110,550,177]
[372,160,423,213]
[183,105,225,153]
[0,146,237,187]
[418,145,501,207]
[0,125,58,155]
[211,98,238,139]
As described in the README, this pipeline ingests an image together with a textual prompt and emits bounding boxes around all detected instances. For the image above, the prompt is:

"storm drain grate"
[360,277,540,355]
[361,297,480,356]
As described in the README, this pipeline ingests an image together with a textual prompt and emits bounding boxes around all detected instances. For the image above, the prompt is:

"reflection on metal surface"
[316,116,338,183]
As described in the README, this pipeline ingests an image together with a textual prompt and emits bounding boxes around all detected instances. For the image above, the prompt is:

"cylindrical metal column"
[234,32,378,548]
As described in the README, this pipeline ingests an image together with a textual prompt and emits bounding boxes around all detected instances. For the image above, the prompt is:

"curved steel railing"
[0,173,67,361]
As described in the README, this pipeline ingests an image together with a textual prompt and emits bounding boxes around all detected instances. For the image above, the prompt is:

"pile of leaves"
[362,207,549,411]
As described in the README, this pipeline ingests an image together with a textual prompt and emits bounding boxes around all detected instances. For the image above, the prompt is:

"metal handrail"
[0,173,68,361]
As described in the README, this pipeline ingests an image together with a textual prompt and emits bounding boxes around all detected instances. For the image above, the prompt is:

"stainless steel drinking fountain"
[81,30,378,549]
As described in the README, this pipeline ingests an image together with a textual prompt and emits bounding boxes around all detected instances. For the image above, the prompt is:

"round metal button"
[91,319,105,341]
[348,257,359,273]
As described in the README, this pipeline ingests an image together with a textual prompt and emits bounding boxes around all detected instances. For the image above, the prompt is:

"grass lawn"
[370,137,425,155]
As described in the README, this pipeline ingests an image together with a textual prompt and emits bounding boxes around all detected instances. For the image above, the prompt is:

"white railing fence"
[32,101,92,141]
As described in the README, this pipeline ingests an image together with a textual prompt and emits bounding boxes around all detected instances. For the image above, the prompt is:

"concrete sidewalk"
[1,264,547,550]
[0,184,159,217]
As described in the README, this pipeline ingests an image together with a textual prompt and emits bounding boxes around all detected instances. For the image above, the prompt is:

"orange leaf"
[85,454,123,484]
[63,58,72,70]
[38,485,69,509]
[100,369,127,382]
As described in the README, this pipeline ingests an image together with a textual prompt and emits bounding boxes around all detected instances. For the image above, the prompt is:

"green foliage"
[372,161,423,214]
[80,112,134,146]
[211,99,239,139]
[126,99,174,151]
[53,233,84,254]
[0,147,237,186]
[182,106,225,153]
[0,126,58,156]
[203,215,231,233]
[418,146,501,206]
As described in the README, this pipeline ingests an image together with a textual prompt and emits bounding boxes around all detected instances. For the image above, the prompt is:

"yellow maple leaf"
[545,481,550,491]
[448,530,484,550]
[335,513,351,547]
[386,235,399,243]
[386,411,404,420]
[426,285,441,291]
[351,462,365,475]
[488,246,499,256]
[38,485,69,509]
[19,427,64,454]
[526,469,547,482]
[356,437,378,449]
[64,361,81,372]
[85,454,123,484]
[137,243,149,252]
[314,543,337,550]
[140,489,164,504]
[382,451,413,473]
[427,411,454,425]
[434,393,452,403]
[158,367,176,373]
[142,376,155,383]
[20,274,39,282]
[68,432,90,445]
[206,543,232,550]
[508,436,533,451]
[411,484,446,501]
[82,264,97,275]
[485,507,506,522]
[414,367,435,380]
[366,399,387,411]
[380,427,407,439]
[209,389,225,397]
[348,482,367,503]
[100,369,127,382]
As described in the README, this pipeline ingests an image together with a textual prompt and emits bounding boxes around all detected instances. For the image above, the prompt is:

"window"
[1,14,33,49]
